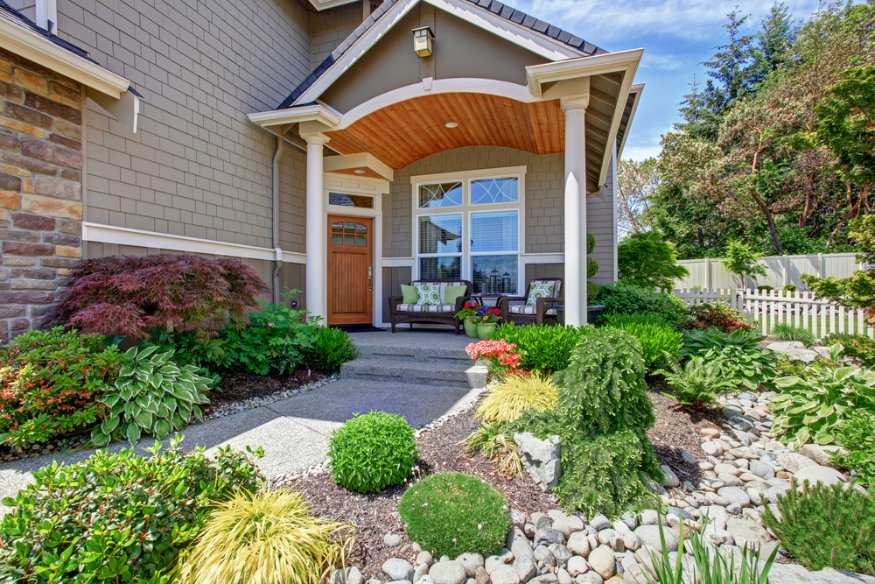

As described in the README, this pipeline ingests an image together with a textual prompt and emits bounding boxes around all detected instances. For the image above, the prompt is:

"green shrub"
[554,429,660,517]
[704,345,778,391]
[832,410,875,488]
[399,472,510,557]
[602,314,683,369]
[591,282,689,326]
[176,490,351,584]
[302,326,357,371]
[328,412,418,493]
[617,231,689,290]
[0,328,126,449]
[656,355,736,408]
[222,302,315,375]
[823,333,875,367]
[763,482,874,574]
[493,323,591,373]
[681,327,761,358]
[0,438,262,582]
[685,302,755,333]
[771,323,815,346]
[91,346,214,446]
[518,329,661,516]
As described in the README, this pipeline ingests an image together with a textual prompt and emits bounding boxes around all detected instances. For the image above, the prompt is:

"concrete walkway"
[0,330,483,501]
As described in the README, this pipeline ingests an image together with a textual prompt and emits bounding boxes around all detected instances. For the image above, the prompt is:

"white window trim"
[411,166,526,295]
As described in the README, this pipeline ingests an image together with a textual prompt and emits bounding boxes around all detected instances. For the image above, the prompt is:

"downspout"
[271,136,284,305]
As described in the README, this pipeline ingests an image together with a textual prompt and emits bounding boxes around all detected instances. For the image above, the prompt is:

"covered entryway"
[327,215,374,325]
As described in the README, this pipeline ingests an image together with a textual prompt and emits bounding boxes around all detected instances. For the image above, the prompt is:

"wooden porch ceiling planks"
[325,84,619,192]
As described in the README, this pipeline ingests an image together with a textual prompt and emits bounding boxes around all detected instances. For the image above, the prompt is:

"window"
[414,170,522,295]
[328,192,374,209]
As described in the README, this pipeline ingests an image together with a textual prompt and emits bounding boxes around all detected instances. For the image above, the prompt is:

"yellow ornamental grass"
[476,374,558,425]
[176,489,353,584]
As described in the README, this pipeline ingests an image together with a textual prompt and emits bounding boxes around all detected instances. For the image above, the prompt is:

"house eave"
[248,103,342,131]
[0,16,130,98]
[525,49,643,99]
[308,0,359,11]
[617,83,644,160]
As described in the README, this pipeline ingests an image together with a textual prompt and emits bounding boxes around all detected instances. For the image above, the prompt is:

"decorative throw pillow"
[415,283,442,305]
[526,281,556,307]
[444,284,467,305]
[401,284,419,304]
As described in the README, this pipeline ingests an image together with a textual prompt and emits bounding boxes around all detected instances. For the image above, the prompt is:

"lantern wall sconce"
[412,26,433,58]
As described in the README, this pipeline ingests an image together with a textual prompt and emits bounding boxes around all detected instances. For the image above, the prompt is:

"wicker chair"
[497,278,563,325]
[388,280,473,334]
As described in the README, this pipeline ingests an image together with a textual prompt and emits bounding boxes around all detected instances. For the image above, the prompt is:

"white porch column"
[562,95,589,326]
[305,133,329,321]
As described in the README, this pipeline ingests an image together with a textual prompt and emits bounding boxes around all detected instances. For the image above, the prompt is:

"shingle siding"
[57,0,311,248]
[309,2,363,70]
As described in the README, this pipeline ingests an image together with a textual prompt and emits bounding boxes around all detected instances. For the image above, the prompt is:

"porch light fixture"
[354,169,366,174]
[444,121,458,129]
[412,26,433,58]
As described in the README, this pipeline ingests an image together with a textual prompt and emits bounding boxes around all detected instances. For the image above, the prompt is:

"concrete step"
[340,359,487,389]
[352,342,472,364]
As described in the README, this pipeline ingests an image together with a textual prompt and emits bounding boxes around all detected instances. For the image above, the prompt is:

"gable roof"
[278,0,606,108]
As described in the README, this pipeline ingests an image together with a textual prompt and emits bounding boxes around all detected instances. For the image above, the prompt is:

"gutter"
[271,136,284,305]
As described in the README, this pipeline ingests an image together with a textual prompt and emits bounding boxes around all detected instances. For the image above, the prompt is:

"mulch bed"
[202,369,330,415]
[286,388,715,579]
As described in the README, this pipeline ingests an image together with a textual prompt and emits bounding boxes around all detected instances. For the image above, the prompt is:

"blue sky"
[510,0,822,161]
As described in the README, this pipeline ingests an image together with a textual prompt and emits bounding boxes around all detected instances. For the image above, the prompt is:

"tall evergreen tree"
[702,9,758,114]
[758,2,796,73]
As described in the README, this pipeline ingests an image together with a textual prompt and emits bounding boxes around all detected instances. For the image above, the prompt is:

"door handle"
[368,266,373,292]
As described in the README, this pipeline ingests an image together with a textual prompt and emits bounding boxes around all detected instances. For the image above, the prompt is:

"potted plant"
[472,306,501,340]
[455,301,482,338]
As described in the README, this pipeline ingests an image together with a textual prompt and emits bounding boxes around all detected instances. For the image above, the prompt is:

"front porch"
[249,0,644,328]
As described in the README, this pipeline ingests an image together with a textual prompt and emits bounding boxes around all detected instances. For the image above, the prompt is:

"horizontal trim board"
[83,222,306,264]
[382,257,416,268]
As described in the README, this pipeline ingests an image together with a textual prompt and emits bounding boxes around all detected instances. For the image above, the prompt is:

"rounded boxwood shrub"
[328,411,418,493]
[399,472,510,557]
[302,326,358,371]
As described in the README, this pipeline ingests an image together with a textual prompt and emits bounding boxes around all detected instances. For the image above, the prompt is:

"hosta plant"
[771,348,875,446]
[92,345,214,446]
[656,355,736,408]
[703,345,778,391]
[476,374,558,425]
[681,327,761,358]
[176,490,352,584]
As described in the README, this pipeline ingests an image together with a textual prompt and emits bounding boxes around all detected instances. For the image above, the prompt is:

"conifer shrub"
[328,412,418,493]
[52,254,267,339]
[763,482,874,574]
[399,472,510,557]
[515,328,661,516]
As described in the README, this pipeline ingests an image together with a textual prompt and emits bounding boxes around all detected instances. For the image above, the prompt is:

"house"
[0,0,643,340]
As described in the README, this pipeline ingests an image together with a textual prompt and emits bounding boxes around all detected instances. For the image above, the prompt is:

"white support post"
[305,133,329,322]
[561,94,589,326]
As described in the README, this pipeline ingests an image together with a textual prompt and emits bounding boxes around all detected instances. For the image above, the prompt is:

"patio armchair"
[388,279,473,334]
[497,278,563,326]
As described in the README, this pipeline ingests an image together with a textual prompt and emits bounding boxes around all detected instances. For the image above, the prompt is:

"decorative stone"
[567,556,589,577]
[515,432,561,491]
[717,486,751,508]
[553,515,584,537]
[794,464,846,486]
[513,557,536,582]
[430,561,467,584]
[587,547,615,580]
[589,515,611,531]
[490,565,520,584]
[474,567,490,584]
[384,559,415,582]
[777,452,817,473]
[384,534,403,547]
[417,552,435,567]
[766,341,818,363]
[749,460,776,479]
[567,531,591,557]
[333,567,364,584]
[535,527,565,547]
[661,465,680,488]
[633,525,678,552]
[458,554,485,577]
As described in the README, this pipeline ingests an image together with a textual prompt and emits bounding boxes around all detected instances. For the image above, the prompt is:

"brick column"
[0,48,84,342]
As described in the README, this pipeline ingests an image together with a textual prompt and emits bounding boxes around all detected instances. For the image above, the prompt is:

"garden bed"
[202,369,334,418]
[280,389,716,581]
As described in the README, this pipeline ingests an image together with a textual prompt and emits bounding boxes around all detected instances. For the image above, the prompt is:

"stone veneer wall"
[0,48,83,342]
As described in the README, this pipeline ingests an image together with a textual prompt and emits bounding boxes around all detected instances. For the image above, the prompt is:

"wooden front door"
[327,215,373,325]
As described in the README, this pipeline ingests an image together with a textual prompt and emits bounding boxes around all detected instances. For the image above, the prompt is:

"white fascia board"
[595,56,641,189]
[324,153,395,181]
[616,83,644,160]
[0,17,129,98]
[247,103,342,129]
[526,49,643,98]
[294,0,584,106]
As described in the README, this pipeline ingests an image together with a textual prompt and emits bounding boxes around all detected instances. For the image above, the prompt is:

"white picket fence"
[673,288,875,339]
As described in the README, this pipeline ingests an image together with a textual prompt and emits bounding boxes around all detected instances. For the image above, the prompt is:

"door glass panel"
[419,182,463,208]
[471,211,518,252]
[331,221,368,247]
[329,192,374,208]
[471,177,519,205]
[418,214,462,254]
[472,255,518,295]
[419,256,461,281]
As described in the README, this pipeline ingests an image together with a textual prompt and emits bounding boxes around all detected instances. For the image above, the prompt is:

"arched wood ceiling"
[324,91,612,193]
